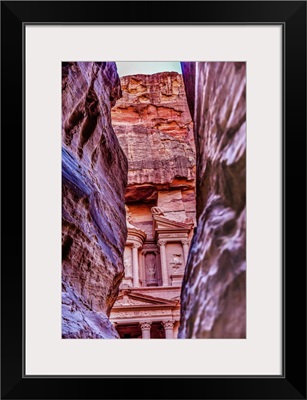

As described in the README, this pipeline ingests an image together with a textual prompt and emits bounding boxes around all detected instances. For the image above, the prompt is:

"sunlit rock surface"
[62,62,127,338]
[179,62,246,338]
[111,72,196,230]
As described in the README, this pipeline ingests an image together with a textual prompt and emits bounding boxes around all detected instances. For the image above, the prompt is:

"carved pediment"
[115,297,150,306]
[153,215,193,232]
[113,291,178,308]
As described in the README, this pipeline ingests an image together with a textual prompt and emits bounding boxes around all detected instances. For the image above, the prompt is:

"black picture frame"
[1,1,306,399]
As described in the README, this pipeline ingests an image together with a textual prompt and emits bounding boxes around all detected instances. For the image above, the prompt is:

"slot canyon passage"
[62,62,246,339]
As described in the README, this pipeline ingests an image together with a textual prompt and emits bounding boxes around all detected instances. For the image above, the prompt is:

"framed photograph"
[1,1,306,399]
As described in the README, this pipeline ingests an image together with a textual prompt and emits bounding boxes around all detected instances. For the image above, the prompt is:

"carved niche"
[123,246,133,277]
[124,257,132,277]
[170,253,183,274]
[145,252,158,287]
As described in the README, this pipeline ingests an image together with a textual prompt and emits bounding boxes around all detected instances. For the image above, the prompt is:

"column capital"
[181,239,190,246]
[132,243,141,249]
[158,239,167,246]
[139,321,152,331]
[162,320,174,330]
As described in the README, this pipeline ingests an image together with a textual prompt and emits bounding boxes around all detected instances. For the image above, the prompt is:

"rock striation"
[62,62,127,338]
[179,62,246,338]
[111,72,196,234]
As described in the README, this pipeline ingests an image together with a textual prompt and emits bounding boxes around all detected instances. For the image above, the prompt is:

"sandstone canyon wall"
[62,62,127,338]
[111,72,196,239]
[179,62,246,338]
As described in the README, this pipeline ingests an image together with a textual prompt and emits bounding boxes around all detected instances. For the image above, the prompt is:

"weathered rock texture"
[111,72,196,237]
[179,62,246,338]
[62,62,127,338]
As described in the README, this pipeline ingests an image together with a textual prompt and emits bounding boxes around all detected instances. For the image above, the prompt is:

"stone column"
[158,240,168,286]
[140,322,152,339]
[162,320,175,339]
[173,321,180,339]
[181,239,190,264]
[132,243,140,287]
[140,251,145,286]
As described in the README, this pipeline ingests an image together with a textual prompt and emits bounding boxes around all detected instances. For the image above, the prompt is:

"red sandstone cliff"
[179,62,246,338]
[111,72,196,237]
[62,62,127,338]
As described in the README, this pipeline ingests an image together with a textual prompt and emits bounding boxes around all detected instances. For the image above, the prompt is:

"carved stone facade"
[110,206,194,339]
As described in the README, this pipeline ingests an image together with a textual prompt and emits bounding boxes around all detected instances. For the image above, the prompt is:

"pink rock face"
[111,72,196,209]
[111,72,197,241]
[179,62,246,338]
[62,62,127,338]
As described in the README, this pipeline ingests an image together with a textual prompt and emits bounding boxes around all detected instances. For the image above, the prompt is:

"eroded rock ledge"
[179,62,246,338]
[62,62,127,338]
